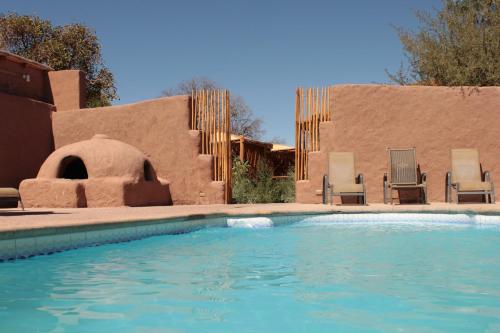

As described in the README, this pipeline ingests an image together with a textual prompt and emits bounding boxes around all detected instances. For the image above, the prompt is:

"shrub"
[231,158,295,204]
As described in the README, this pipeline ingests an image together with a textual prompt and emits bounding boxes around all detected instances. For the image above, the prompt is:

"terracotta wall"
[0,58,51,103]
[0,92,55,188]
[48,70,86,111]
[297,85,500,203]
[52,96,225,205]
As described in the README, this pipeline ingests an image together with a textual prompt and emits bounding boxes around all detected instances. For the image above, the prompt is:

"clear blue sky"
[2,0,441,144]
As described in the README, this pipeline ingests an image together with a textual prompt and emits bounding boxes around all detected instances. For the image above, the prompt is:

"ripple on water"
[1,216,500,332]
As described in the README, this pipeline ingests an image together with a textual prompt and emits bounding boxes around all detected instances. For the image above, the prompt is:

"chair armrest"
[357,173,364,184]
[421,172,427,184]
[483,171,492,183]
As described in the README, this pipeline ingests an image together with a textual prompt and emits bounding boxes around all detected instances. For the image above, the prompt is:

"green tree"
[162,77,264,139]
[388,0,500,86]
[0,13,117,107]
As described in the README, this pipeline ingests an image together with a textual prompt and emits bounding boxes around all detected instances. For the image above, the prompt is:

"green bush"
[232,158,295,204]
[276,170,295,203]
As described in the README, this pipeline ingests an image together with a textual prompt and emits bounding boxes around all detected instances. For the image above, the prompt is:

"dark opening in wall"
[58,156,88,179]
[144,160,154,181]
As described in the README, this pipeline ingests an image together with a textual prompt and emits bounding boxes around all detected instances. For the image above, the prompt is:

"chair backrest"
[329,152,356,186]
[388,148,418,185]
[451,148,481,184]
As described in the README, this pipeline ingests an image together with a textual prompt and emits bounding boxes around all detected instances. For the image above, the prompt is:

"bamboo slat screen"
[295,87,333,181]
[191,90,232,202]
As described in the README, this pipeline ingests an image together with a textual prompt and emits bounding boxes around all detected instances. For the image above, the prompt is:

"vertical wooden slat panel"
[301,88,305,180]
[216,90,220,181]
[315,87,318,151]
[294,88,299,181]
[298,88,301,181]
[191,90,194,130]
[311,88,314,152]
[190,89,232,202]
[312,88,316,152]
[201,90,204,152]
[298,89,301,180]
[205,91,209,154]
[226,90,231,202]
[223,90,226,183]
[294,85,333,181]
[297,88,300,181]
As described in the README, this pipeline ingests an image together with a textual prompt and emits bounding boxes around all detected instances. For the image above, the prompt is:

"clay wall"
[52,96,225,205]
[0,57,51,103]
[0,92,55,189]
[48,70,86,111]
[297,85,500,203]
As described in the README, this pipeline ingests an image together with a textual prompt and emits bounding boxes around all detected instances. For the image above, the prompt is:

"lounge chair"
[446,149,495,204]
[323,152,366,205]
[383,148,427,204]
[0,187,24,210]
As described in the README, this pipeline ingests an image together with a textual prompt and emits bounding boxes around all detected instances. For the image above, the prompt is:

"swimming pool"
[1,214,499,332]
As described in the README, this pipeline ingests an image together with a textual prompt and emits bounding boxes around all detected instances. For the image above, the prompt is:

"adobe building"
[0,51,225,207]
[295,85,500,203]
[231,134,294,178]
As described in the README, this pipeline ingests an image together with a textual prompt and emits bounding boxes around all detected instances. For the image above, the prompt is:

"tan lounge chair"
[383,148,427,204]
[446,149,495,204]
[323,152,366,205]
[0,187,24,210]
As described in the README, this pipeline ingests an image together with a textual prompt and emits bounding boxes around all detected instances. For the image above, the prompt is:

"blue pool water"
[1,216,500,332]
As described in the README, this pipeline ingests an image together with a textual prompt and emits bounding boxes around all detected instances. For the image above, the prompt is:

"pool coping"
[2,203,500,261]
[2,203,500,239]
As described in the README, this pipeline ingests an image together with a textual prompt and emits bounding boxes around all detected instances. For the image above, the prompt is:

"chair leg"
[383,182,388,204]
[322,175,328,205]
[423,186,428,204]
[19,198,24,211]
[445,173,452,204]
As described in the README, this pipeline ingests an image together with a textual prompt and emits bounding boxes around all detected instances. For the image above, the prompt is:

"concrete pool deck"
[2,203,500,234]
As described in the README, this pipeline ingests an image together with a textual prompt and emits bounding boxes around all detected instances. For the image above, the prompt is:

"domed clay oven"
[20,134,171,207]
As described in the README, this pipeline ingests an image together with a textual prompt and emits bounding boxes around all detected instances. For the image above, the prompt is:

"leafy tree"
[162,77,264,139]
[0,13,117,107]
[388,0,500,86]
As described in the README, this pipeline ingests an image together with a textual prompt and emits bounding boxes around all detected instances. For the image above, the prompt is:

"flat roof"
[230,134,273,149]
[272,143,294,151]
[231,135,294,151]
[0,50,53,71]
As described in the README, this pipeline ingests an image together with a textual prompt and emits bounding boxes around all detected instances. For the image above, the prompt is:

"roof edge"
[0,50,53,71]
